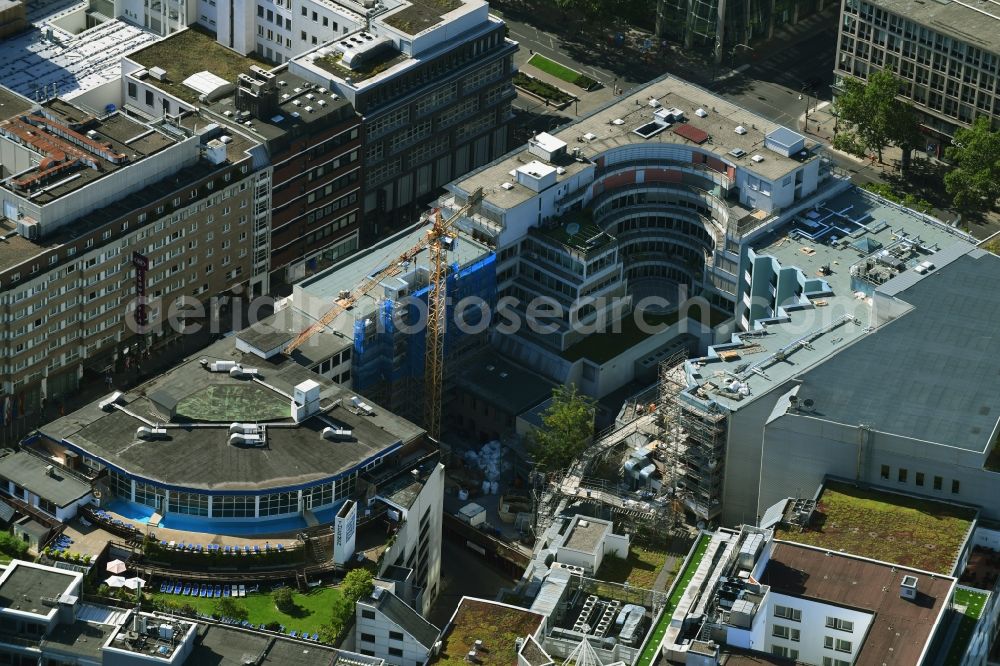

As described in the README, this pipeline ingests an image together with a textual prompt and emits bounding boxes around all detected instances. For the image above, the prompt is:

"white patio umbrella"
[123,577,146,591]
[105,575,127,588]
[106,559,127,574]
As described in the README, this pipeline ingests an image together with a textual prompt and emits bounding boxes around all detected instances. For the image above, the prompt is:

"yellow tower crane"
[285,187,483,442]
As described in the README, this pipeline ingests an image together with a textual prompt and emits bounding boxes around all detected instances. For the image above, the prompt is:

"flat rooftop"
[761,541,954,666]
[454,74,819,211]
[561,517,608,554]
[684,187,974,412]
[793,245,1000,453]
[128,26,270,104]
[0,108,257,272]
[36,336,424,492]
[0,85,32,119]
[0,19,158,99]
[0,102,176,204]
[864,0,1000,54]
[452,350,555,417]
[382,0,462,34]
[0,562,77,615]
[205,69,355,147]
[40,620,116,661]
[0,451,91,507]
[437,598,545,666]
[191,624,365,666]
[292,219,492,339]
[776,481,975,574]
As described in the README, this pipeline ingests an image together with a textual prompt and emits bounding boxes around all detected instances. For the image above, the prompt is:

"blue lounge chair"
[311,633,319,641]
[159,582,166,593]
[182,584,191,595]
[243,545,251,555]
[223,586,230,597]
[290,631,298,638]
[254,545,261,555]
[159,540,167,547]
[279,625,285,634]
[223,545,230,555]
[214,585,222,597]
[199,584,207,597]
[276,544,284,552]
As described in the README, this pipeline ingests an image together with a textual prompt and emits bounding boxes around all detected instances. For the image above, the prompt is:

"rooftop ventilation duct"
[229,365,259,379]
[136,426,169,440]
[99,391,124,411]
[202,360,237,373]
[350,395,375,416]
[322,426,353,441]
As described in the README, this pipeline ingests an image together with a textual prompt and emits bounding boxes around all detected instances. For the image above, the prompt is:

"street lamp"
[799,89,812,131]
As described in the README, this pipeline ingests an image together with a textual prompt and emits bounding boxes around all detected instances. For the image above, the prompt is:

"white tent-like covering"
[182,71,233,102]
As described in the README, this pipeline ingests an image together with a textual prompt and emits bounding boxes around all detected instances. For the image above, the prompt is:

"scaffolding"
[351,253,497,424]
[658,352,727,523]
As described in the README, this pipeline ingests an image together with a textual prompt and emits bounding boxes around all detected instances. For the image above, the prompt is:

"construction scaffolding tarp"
[351,252,497,395]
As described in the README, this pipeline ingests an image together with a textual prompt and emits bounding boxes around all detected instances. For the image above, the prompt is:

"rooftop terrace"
[776,481,975,574]
[437,599,544,666]
[129,26,270,104]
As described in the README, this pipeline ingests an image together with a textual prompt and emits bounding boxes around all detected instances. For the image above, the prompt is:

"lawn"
[596,545,677,590]
[436,599,543,666]
[129,26,271,103]
[149,585,346,635]
[943,589,989,666]
[777,481,975,574]
[561,305,727,363]
[526,54,597,90]
[635,534,710,666]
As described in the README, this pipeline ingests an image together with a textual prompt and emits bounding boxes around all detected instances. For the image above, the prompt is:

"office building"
[654,186,1000,525]
[122,27,363,290]
[0,97,265,419]
[442,74,844,400]
[835,0,1000,147]
[287,0,516,234]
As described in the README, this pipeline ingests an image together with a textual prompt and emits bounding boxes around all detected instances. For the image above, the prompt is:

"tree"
[341,568,374,604]
[529,384,595,472]
[272,587,294,613]
[944,116,1000,209]
[214,596,248,621]
[0,531,29,560]
[836,70,919,166]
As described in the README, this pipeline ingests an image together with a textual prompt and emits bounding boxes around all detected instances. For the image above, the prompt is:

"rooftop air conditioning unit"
[734,126,748,135]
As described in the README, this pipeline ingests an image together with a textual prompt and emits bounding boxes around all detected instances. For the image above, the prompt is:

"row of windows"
[107,472,354,516]
[880,465,960,493]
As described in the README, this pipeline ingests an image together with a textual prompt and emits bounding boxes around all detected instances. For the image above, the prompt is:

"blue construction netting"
[352,253,497,392]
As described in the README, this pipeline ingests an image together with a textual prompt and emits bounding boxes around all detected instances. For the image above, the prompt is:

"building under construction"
[281,221,496,427]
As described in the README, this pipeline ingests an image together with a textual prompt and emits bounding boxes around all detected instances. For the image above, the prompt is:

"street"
[503,6,900,197]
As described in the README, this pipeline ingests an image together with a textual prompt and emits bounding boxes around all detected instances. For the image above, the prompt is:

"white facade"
[376,463,445,616]
[355,588,438,666]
